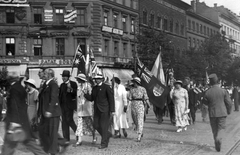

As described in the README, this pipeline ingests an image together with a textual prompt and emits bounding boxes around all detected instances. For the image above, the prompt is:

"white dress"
[113,84,129,130]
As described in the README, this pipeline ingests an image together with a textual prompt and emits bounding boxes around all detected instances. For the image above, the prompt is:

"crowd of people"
[0,68,234,154]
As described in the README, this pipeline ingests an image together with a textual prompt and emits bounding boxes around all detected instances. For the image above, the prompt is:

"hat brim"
[75,77,87,82]
[131,79,141,85]
[174,82,183,86]
[24,81,36,88]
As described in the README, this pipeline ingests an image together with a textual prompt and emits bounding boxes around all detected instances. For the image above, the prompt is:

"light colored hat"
[174,80,183,86]
[93,73,104,79]
[24,79,36,88]
[75,73,87,82]
[131,77,141,85]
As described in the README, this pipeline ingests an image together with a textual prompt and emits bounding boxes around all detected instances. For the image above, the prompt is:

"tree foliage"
[0,66,8,87]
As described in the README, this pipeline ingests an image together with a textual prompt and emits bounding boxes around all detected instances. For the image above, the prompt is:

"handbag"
[5,98,27,142]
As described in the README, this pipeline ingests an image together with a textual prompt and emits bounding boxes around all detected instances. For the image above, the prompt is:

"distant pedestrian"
[128,77,150,142]
[231,86,239,111]
[84,73,115,149]
[112,77,129,138]
[203,73,232,152]
[74,73,96,147]
[170,80,189,133]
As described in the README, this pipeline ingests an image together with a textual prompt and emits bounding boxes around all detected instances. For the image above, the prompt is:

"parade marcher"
[24,79,39,123]
[38,68,46,93]
[1,72,47,155]
[112,77,129,138]
[170,80,189,133]
[128,77,150,142]
[59,70,77,142]
[203,73,232,152]
[231,86,239,111]
[38,68,68,155]
[201,84,209,122]
[84,73,115,149]
[74,73,96,147]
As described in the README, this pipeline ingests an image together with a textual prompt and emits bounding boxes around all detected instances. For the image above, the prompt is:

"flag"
[151,51,166,86]
[89,48,100,77]
[205,71,209,84]
[136,58,169,109]
[85,45,90,75]
[73,44,85,74]
[64,10,77,23]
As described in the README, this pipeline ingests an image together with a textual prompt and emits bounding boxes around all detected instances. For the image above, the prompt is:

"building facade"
[186,1,220,49]
[139,0,190,55]
[0,0,138,85]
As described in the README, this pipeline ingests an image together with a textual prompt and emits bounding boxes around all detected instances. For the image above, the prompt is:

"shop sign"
[102,26,112,33]
[0,59,21,64]
[39,59,73,66]
[113,28,123,35]
[102,26,123,36]
[44,9,53,22]
[0,0,29,7]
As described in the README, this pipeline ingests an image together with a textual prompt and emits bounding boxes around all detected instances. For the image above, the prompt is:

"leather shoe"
[59,141,69,154]
[72,142,82,147]
[215,140,221,152]
[98,145,108,149]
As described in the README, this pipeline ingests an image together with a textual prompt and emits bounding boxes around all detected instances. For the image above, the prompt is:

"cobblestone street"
[1,106,240,155]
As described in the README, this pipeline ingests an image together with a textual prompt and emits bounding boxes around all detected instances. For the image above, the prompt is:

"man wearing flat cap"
[59,70,77,142]
[203,73,232,152]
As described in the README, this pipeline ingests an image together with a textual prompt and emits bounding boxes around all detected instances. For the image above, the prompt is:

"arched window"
[143,9,147,25]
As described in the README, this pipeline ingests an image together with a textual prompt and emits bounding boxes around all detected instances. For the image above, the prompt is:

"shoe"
[141,133,143,138]
[113,134,121,138]
[137,136,141,142]
[98,145,107,149]
[92,137,97,144]
[123,131,128,138]
[59,141,69,154]
[183,126,187,131]
[215,140,221,152]
[176,128,182,133]
[72,142,82,147]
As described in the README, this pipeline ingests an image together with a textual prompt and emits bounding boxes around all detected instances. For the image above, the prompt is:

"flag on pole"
[89,47,100,77]
[151,50,166,86]
[136,57,169,109]
[205,71,209,84]
[85,45,90,75]
[72,44,85,75]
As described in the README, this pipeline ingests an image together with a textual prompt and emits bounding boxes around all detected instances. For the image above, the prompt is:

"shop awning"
[0,64,27,76]
[102,68,134,84]
[29,67,78,88]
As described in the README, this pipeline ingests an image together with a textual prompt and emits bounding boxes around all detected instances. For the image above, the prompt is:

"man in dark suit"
[231,86,239,111]
[85,74,115,149]
[1,72,47,155]
[59,70,77,141]
[38,68,67,155]
[204,73,232,152]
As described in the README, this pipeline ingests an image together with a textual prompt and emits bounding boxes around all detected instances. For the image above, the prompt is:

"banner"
[64,10,77,23]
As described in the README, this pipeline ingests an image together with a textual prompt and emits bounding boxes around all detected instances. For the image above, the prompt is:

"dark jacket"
[5,81,32,139]
[85,83,114,113]
[204,85,232,117]
[59,80,77,111]
[38,79,61,117]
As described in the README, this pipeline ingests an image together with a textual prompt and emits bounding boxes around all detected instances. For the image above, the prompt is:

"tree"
[0,66,8,87]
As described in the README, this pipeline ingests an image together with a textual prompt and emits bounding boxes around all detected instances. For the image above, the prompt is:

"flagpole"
[71,43,80,76]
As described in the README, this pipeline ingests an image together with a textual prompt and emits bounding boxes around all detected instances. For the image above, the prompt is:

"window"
[33,38,42,56]
[196,23,199,32]
[163,18,168,31]
[188,20,191,30]
[123,0,126,5]
[180,24,184,36]
[169,20,173,32]
[175,22,179,34]
[131,44,135,55]
[200,24,202,33]
[143,10,147,25]
[6,38,15,55]
[157,16,162,29]
[77,38,86,56]
[103,11,108,26]
[33,8,43,24]
[192,21,195,31]
[122,16,127,32]
[79,9,86,25]
[113,14,118,28]
[55,8,64,24]
[192,38,195,47]
[104,39,109,55]
[6,8,15,23]
[130,0,133,8]
[207,27,209,36]
[56,38,65,55]
[131,18,135,33]
[114,41,119,57]
[197,39,199,48]
[123,43,127,57]
[150,13,154,27]
[188,37,191,48]
[204,26,206,35]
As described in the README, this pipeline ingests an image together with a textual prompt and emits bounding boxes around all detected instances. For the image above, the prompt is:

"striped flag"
[64,10,77,23]
[206,71,209,84]
[151,50,166,86]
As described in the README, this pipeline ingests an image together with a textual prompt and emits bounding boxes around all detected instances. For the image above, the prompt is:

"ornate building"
[0,0,138,86]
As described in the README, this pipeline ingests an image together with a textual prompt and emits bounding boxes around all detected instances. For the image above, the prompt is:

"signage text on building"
[102,26,123,36]
[0,59,21,64]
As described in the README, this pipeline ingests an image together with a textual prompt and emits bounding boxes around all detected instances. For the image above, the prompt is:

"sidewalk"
[1,106,240,155]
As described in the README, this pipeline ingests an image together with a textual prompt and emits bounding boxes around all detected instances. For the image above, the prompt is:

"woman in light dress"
[112,77,129,138]
[170,80,189,132]
[74,73,96,147]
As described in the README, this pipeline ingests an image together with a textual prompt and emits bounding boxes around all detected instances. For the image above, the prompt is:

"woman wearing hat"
[74,73,96,147]
[128,77,150,142]
[170,80,189,132]
[24,79,39,124]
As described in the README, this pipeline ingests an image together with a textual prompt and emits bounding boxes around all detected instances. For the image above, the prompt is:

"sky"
[181,0,240,15]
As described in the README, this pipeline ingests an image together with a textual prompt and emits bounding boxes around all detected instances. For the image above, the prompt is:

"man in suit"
[1,72,47,155]
[85,74,115,149]
[231,86,239,111]
[38,68,68,155]
[59,70,77,141]
[204,73,232,152]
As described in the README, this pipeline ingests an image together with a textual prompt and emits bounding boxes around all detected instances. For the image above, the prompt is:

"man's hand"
[45,112,52,117]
